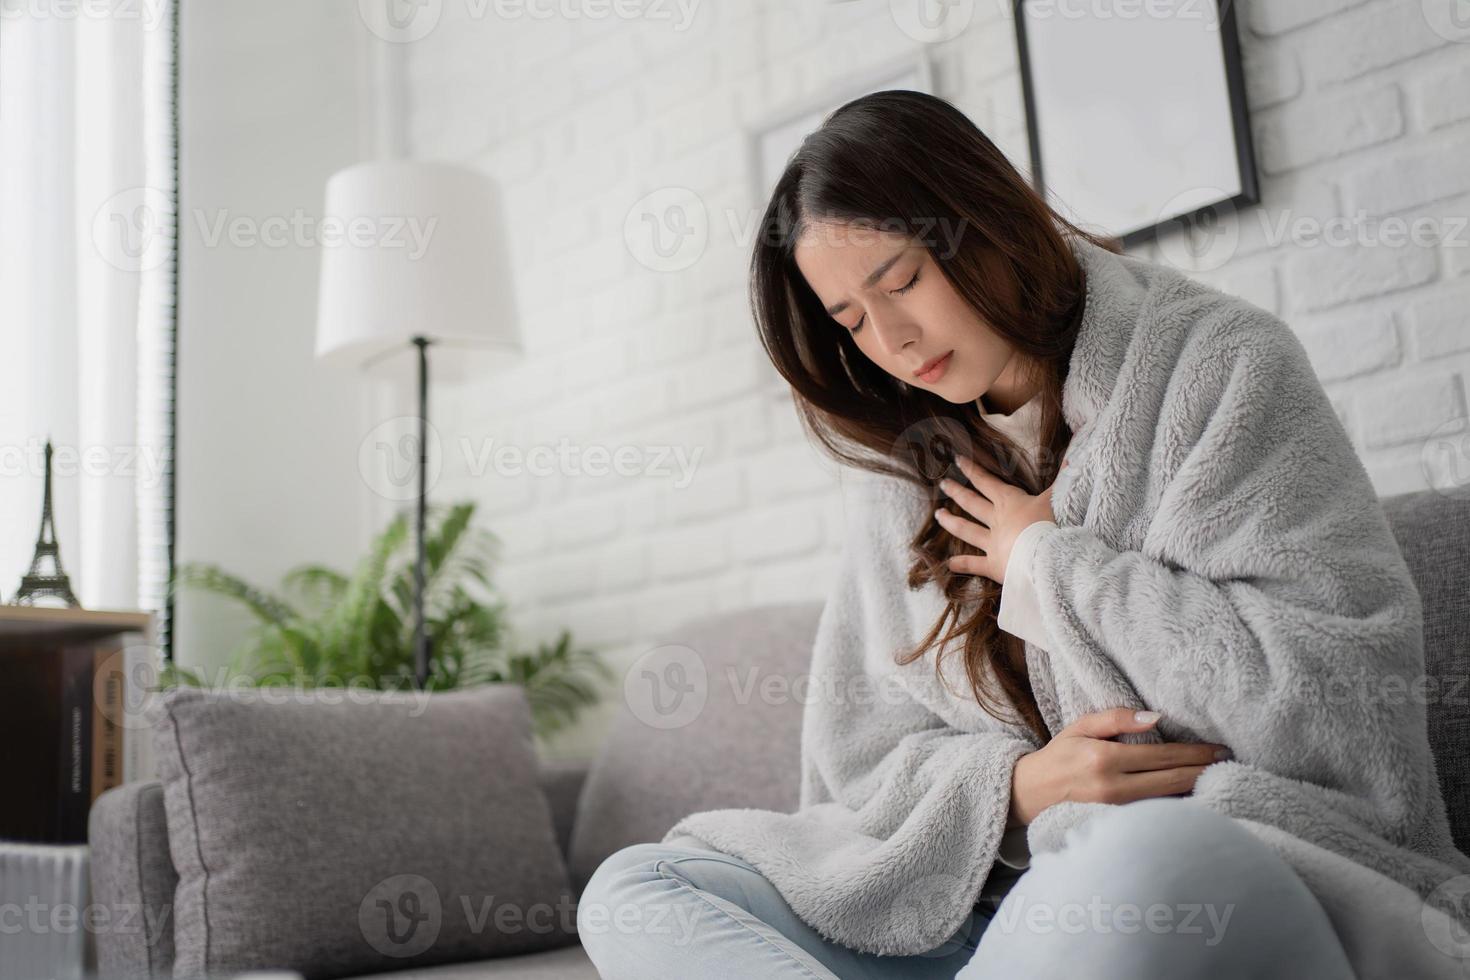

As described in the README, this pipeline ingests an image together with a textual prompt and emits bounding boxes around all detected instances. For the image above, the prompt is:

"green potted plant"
[161,500,611,739]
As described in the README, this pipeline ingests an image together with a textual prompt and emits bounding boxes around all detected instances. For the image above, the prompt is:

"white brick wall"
[385,0,1470,755]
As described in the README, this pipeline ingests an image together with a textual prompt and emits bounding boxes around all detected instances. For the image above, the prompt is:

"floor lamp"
[314,160,523,689]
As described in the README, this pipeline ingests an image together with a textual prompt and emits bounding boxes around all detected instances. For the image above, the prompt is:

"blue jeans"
[576,797,1356,979]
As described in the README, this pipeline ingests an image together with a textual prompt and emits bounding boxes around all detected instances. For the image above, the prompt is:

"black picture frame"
[1013,0,1260,250]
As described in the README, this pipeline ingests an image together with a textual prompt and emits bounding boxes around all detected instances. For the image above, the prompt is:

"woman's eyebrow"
[824,248,908,316]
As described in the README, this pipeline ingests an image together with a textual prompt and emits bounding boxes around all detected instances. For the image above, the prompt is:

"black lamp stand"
[412,334,431,690]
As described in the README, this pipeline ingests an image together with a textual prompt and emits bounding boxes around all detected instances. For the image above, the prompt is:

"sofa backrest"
[1381,488,1470,855]
[565,601,820,892]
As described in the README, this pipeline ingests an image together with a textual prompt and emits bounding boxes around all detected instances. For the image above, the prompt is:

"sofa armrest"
[538,756,589,862]
[89,781,177,979]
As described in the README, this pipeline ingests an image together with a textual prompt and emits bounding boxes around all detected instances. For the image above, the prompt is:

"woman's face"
[793,221,1029,410]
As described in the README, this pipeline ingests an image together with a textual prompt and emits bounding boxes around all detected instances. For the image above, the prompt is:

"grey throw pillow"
[152,684,575,979]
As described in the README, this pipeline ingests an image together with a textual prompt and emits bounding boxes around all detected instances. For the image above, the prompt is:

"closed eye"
[848,270,921,334]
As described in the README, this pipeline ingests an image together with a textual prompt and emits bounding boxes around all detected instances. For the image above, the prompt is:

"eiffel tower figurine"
[13,439,81,607]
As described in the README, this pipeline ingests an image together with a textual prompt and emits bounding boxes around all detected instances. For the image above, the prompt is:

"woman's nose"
[868,309,919,360]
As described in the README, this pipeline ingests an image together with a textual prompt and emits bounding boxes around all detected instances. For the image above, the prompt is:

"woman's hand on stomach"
[1008,707,1232,827]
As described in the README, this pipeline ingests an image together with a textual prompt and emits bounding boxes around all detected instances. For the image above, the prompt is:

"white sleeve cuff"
[997,520,1058,651]
[997,823,1032,870]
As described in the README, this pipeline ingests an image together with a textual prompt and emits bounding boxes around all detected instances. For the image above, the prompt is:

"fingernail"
[1215,748,1233,761]
[1134,710,1160,724]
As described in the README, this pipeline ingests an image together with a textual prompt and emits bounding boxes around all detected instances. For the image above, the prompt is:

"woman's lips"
[916,351,953,383]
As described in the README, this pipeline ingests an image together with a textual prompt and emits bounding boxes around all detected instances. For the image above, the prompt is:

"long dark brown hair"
[750,90,1121,744]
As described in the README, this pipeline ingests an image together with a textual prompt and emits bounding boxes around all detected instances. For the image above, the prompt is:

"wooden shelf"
[0,605,153,644]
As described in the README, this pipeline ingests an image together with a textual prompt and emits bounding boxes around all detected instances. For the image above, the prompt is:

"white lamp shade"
[315,160,522,383]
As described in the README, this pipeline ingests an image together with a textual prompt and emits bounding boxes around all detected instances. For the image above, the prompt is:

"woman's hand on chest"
[934,453,1066,585]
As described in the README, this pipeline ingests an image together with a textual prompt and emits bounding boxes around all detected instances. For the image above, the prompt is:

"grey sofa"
[90,488,1470,979]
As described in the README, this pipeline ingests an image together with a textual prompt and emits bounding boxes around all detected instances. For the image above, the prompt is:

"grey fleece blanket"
[664,235,1470,976]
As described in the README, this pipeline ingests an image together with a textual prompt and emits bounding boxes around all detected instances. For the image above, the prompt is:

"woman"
[577,91,1470,978]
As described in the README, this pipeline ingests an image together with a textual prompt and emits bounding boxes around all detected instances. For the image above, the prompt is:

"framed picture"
[1014,0,1259,248]
[746,53,935,209]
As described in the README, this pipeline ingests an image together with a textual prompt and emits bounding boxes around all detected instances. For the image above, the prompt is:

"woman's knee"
[1063,797,1264,881]
[963,799,1352,978]
[1088,796,1240,841]
[580,842,675,912]
[1029,797,1331,949]
[573,846,693,963]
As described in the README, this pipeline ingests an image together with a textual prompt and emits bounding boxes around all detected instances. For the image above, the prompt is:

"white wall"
[387,0,1470,757]
[173,0,379,672]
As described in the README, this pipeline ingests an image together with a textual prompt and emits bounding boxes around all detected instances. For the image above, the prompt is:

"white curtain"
[0,1,176,620]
